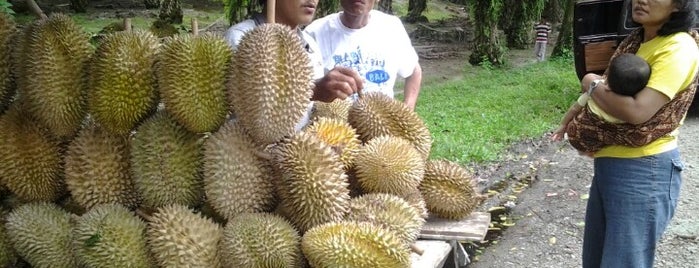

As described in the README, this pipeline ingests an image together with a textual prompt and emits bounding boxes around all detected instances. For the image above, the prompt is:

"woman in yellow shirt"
[579,0,699,267]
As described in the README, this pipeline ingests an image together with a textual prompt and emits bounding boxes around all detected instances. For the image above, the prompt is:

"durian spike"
[267,0,276,24]
[411,243,424,256]
[254,150,273,161]
[191,18,199,35]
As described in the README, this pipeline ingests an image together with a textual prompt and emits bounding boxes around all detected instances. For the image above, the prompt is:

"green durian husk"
[21,14,92,140]
[73,204,152,268]
[88,30,159,135]
[131,111,204,208]
[420,159,486,220]
[220,213,302,268]
[157,33,232,133]
[5,203,78,268]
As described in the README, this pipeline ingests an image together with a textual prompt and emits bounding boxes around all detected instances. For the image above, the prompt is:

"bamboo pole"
[123,18,132,32]
[25,0,47,20]
[266,0,275,24]
[191,18,199,35]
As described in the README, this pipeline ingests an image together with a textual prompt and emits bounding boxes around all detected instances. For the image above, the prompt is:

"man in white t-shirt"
[305,0,423,110]
[224,0,364,129]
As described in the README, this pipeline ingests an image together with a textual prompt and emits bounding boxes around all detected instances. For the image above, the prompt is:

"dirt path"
[465,115,699,268]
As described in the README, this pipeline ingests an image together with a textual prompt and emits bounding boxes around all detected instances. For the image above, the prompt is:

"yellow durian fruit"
[89,30,159,135]
[420,160,486,220]
[349,92,433,159]
[73,204,152,268]
[302,221,410,268]
[305,116,361,169]
[146,204,222,267]
[203,119,276,220]
[5,203,78,268]
[228,23,313,145]
[0,103,64,202]
[65,120,139,210]
[311,98,352,122]
[220,213,302,268]
[157,33,232,133]
[354,135,425,197]
[347,193,425,246]
[270,132,350,233]
[19,14,92,139]
[130,111,204,208]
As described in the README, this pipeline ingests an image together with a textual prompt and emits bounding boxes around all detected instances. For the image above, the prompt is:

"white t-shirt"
[305,10,419,98]
[224,17,322,131]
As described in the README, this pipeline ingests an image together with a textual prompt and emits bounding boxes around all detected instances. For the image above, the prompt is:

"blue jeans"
[582,149,683,268]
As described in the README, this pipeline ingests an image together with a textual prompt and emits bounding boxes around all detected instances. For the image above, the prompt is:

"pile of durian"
[0,13,485,268]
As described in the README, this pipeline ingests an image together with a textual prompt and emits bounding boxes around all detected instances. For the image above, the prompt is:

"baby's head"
[607,53,651,96]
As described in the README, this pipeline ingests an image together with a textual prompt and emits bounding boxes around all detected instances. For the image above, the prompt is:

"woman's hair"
[658,0,696,36]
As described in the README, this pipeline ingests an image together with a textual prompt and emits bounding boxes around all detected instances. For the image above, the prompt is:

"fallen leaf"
[549,237,557,245]
[580,194,589,200]
[546,192,558,197]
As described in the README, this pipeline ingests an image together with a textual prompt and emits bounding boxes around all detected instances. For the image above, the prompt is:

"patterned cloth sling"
[567,28,699,153]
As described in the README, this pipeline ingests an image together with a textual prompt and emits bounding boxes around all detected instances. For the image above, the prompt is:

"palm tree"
[468,0,506,66]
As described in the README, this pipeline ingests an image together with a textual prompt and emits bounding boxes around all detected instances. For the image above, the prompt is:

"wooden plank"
[410,240,452,268]
[419,212,490,241]
[584,40,616,72]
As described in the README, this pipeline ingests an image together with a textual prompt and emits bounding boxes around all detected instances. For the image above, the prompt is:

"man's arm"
[403,64,422,111]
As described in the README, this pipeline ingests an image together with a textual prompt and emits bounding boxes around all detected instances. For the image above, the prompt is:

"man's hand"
[312,67,363,103]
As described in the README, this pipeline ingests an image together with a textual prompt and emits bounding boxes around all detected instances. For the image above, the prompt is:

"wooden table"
[410,212,491,268]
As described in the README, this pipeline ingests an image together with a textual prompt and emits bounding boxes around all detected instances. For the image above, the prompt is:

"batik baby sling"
[566,29,699,153]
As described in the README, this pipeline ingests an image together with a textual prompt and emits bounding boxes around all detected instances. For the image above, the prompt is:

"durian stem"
[135,207,153,222]
[266,0,276,24]
[191,18,199,35]
[410,243,425,256]
[25,0,48,20]
[123,18,132,32]
[254,150,273,161]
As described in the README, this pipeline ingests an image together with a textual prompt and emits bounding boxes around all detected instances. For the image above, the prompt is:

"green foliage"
[317,0,339,17]
[500,0,546,49]
[408,58,579,163]
[393,0,455,21]
[0,0,14,16]
[219,0,261,25]
[468,0,507,66]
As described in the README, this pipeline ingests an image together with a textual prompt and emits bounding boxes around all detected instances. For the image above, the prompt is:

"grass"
[406,58,580,164]
[393,0,459,22]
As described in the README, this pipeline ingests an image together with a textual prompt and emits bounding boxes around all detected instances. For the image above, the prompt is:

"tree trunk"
[542,0,564,24]
[406,0,427,23]
[378,0,393,14]
[552,0,574,58]
[159,0,182,24]
[144,0,160,9]
[500,0,546,49]
[316,0,339,18]
[70,0,88,13]
[25,0,47,19]
[468,0,506,66]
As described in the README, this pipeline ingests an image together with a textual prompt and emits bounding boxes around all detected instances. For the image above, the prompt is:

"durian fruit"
[146,204,222,267]
[305,117,361,169]
[302,221,410,268]
[203,119,276,220]
[89,30,159,135]
[311,98,352,122]
[403,190,429,219]
[0,103,64,202]
[229,23,313,145]
[0,210,18,268]
[348,92,433,159]
[0,13,16,114]
[65,120,139,210]
[420,160,486,220]
[157,33,232,133]
[347,193,425,246]
[131,111,203,208]
[5,203,78,268]
[20,14,92,140]
[354,135,425,197]
[73,204,152,268]
[220,213,302,268]
[270,132,350,233]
